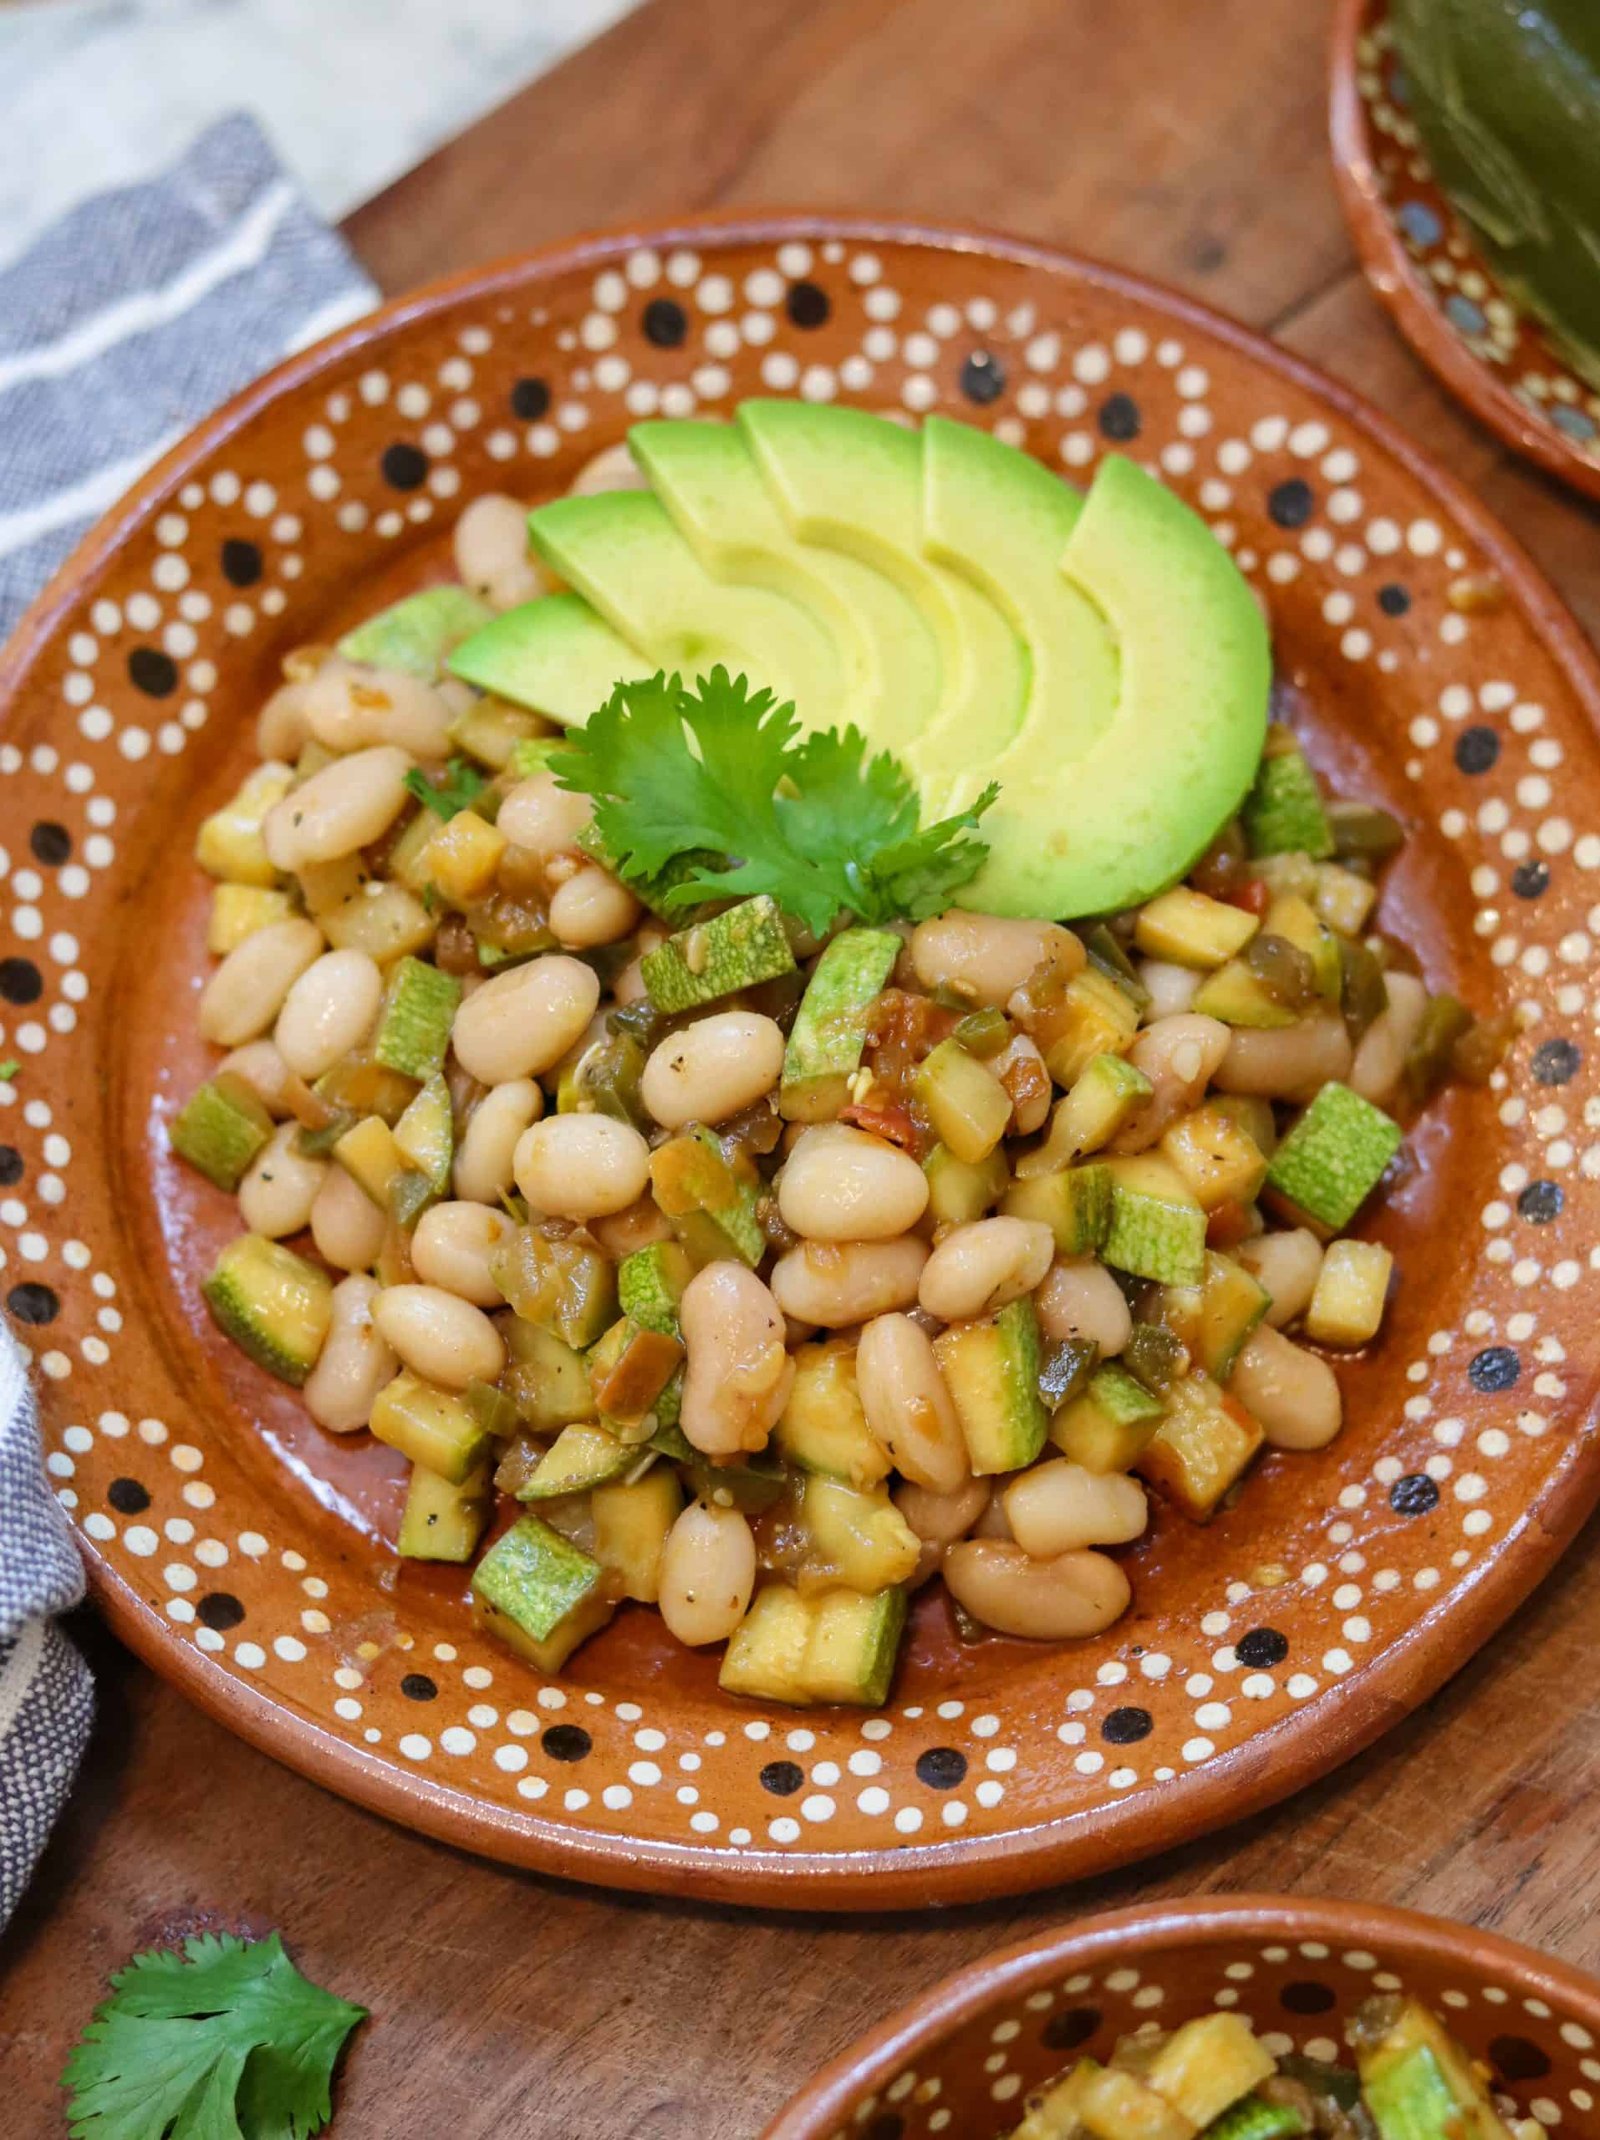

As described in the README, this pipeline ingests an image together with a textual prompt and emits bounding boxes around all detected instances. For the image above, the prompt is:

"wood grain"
[6,0,1600,2130]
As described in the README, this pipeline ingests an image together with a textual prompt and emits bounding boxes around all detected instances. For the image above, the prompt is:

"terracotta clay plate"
[764,1895,1600,2137]
[4,215,1600,1910]
[1329,0,1600,503]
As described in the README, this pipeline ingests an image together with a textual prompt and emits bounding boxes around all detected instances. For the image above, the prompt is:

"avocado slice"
[629,418,939,754]
[338,585,493,679]
[448,590,651,725]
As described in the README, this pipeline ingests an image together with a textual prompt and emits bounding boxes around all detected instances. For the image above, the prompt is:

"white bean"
[912,909,1084,1006]
[894,1476,991,1547]
[303,658,453,759]
[310,1162,389,1272]
[263,745,413,871]
[641,1011,786,1131]
[679,1262,795,1456]
[1237,1229,1324,1329]
[943,1539,1131,1639]
[1231,1324,1343,1449]
[304,1274,397,1433]
[1003,1461,1148,1557]
[450,954,600,1084]
[256,679,311,760]
[590,1194,676,1259]
[237,1121,327,1238]
[218,1039,297,1117]
[1139,959,1202,1018]
[657,1502,756,1647]
[513,1115,651,1221]
[1349,970,1429,1106]
[769,1238,928,1328]
[777,1123,929,1242]
[1112,1013,1232,1152]
[1035,1258,1133,1355]
[918,1216,1054,1323]
[273,948,383,1079]
[548,864,643,950]
[495,770,593,865]
[612,925,668,1006]
[856,1314,970,1493]
[568,441,648,496]
[411,1201,517,1305]
[372,1284,506,1390]
[1216,1013,1353,1103]
[452,493,548,610]
[199,918,324,1046]
[453,1078,543,1202]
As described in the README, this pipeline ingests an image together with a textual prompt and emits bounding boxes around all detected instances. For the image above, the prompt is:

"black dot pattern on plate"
[1235,1626,1290,1669]
[1101,1706,1154,1745]
[541,1723,591,1763]
[1491,2035,1552,2083]
[1454,725,1500,774]
[380,443,429,491]
[1517,1180,1563,1223]
[197,1591,245,1632]
[1267,477,1315,528]
[915,1746,968,1789]
[1280,1979,1337,2014]
[1511,859,1551,899]
[0,1147,21,1187]
[1469,1344,1520,1393]
[399,1673,438,1702]
[1098,392,1142,441]
[106,1477,150,1515]
[219,538,263,588]
[1043,2007,1102,2052]
[1390,1472,1440,1517]
[29,821,71,866]
[759,1759,805,1797]
[6,1282,59,1326]
[958,350,1006,405]
[510,376,551,421]
[1377,582,1412,616]
[0,957,42,1005]
[127,645,178,697]
[641,297,688,348]
[862,2117,904,2140]
[785,279,830,329]
[1532,1037,1581,1085]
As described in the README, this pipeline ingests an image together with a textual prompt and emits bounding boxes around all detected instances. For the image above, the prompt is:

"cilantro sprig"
[64,1931,365,2139]
[555,668,998,937]
[404,755,486,821]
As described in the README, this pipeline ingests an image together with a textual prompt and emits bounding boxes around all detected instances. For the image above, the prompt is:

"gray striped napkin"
[0,112,375,1926]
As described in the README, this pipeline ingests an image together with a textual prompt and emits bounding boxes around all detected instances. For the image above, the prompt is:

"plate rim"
[8,208,1600,1911]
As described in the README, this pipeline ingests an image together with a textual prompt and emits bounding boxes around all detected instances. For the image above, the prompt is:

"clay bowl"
[763,1895,1600,2138]
[1329,0,1600,503]
[4,214,1600,1909]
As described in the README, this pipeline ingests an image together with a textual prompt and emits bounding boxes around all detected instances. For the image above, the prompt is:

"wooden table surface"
[6,0,1600,2131]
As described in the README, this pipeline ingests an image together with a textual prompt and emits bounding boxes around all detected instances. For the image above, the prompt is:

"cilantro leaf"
[63,1931,365,2140]
[404,755,486,821]
[555,668,995,936]
[0,1061,17,1082]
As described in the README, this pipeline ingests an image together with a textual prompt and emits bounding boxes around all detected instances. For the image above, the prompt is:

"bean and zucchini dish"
[173,402,1501,1707]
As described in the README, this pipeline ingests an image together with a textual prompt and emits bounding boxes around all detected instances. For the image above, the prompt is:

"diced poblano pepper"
[517,1422,637,1500]
[337,585,494,679]
[1265,1081,1402,1233]
[640,894,795,1012]
[1265,892,1341,1000]
[649,1127,765,1267]
[616,1241,694,1335]
[1159,1102,1269,1210]
[1049,1364,1165,1471]
[170,1072,275,1190]
[196,761,294,887]
[370,1371,490,1483]
[1001,1163,1112,1255]
[719,1582,907,1708]
[680,1447,790,1515]
[397,1458,492,1561]
[587,1315,685,1430]
[1122,1320,1188,1395]
[924,1143,1010,1225]
[1305,1236,1393,1346]
[471,1513,615,1673]
[774,1342,891,1488]
[207,883,295,955]
[1135,1372,1263,1519]
[591,1465,683,1602]
[202,1234,332,1386]
[1038,1336,1099,1410]
[935,1297,1048,1475]
[1241,734,1334,860]
[1134,886,1260,969]
[779,926,900,1121]
[371,955,461,1080]
[913,1038,1012,1164]
[1145,2012,1278,2128]
[1102,1155,1207,1286]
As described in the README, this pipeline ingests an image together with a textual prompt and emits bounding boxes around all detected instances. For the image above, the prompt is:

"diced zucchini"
[196,761,294,886]
[1160,1104,1269,1210]
[557,1022,648,1128]
[337,585,494,678]
[774,1342,891,1488]
[913,1038,1012,1165]
[1103,1156,1207,1286]
[501,1318,597,1430]
[1265,893,1341,1000]
[796,1475,921,1592]
[924,1142,1010,1225]
[397,1457,492,1561]
[321,880,437,963]
[421,808,508,907]
[1192,958,1299,1030]
[464,1377,519,1441]
[1201,2095,1308,2140]
[1241,735,1333,860]
[1033,967,1142,1087]
[779,927,900,1122]
[1135,1373,1263,1519]
[1122,1321,1188,1395]
[1135,887,1259,969]
[334,1114,412,1209]
[649,1127,765,1267]
[719,1583,812,1702]
[591,1465,682,1602]
[1159,1252,1271,1382]
[719,1582,907,1708]
[1146,2012,1277,2128]
[1038,1337,1099,1410]
[1265,1082,1402,1233]
[1051,1054,1154,1160]
[1042,2060,1196,2140]
[507,735,575,781]
[587,1315,685,1429]
[369,1371,489,1483]
[1353,1997,1511,2140]
[393,1074,453,1203]
[616,1240,695,1335]
[641,895,795,1013]
[170,1072,275,1191]
[471,1513,614,1673]
[1208,1092,1277,1159]
[1050,1364,1166,1471]
[1305,1237,1393,1346]
[1002,1164,1113,1255]
[935,1298,1048,1475]
[517,1422,636,1500]
[1313,860,1378,937]
[371,955,461,1080]
[681,1448,790,1515]
[202,1234,333,1386]
[449,697,549,771]
[490,1225,619,1349]
[386,812,443,897]
[297,851,368,916]
[207,883,295,955]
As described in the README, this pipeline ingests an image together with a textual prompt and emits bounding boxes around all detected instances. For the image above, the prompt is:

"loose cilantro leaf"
[555,668,996,937]
[404,755,486,821]
[63,1931,365,2140]
[0,1061,17,1082]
